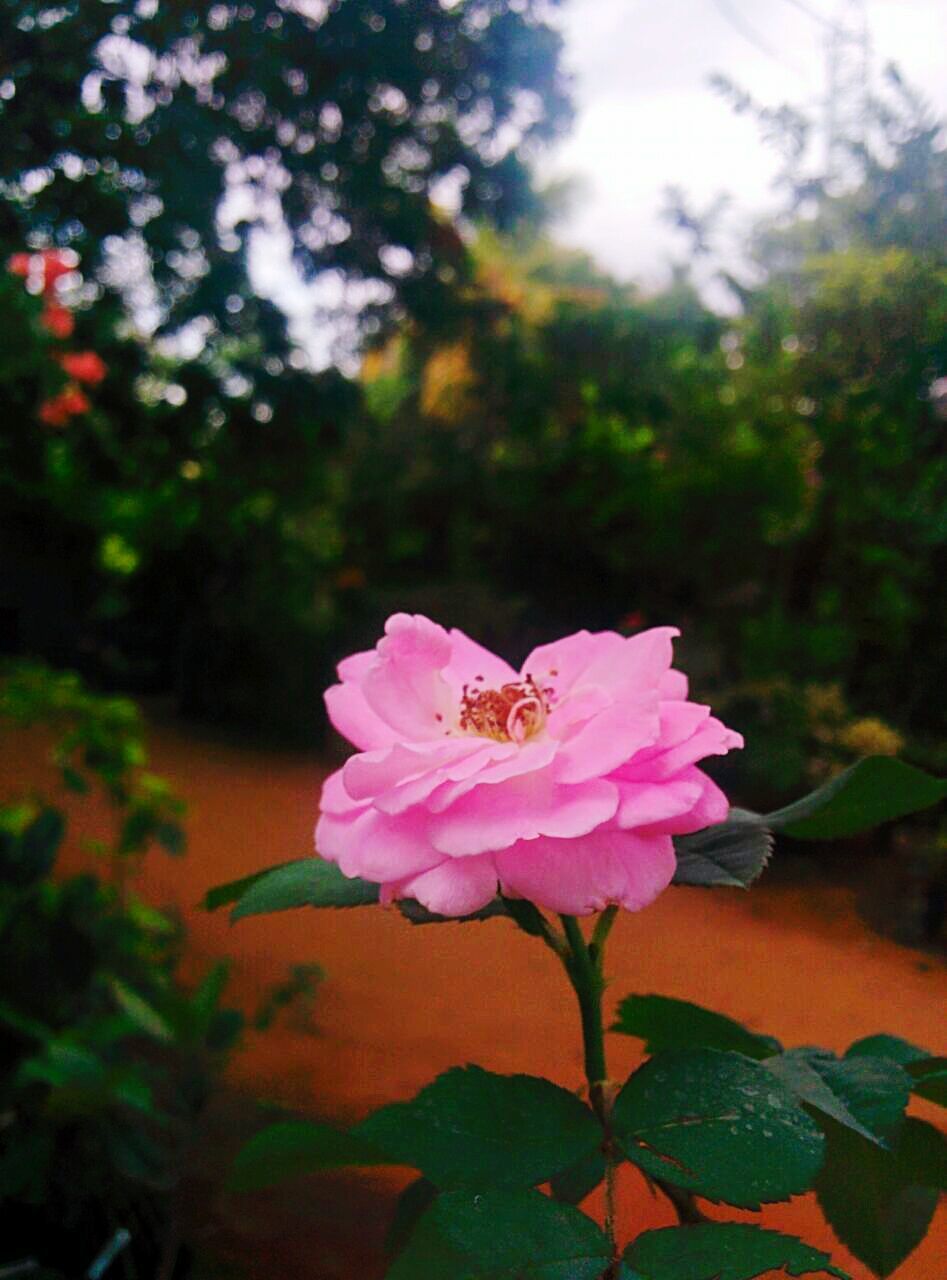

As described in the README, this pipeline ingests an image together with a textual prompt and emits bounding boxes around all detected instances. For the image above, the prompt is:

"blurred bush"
[0,662,243,1276]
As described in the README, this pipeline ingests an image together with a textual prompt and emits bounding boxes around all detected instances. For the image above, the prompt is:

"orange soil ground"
[4,716,945,1279]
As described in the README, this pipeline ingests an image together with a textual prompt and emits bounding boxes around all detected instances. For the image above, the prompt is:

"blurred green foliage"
[0,661,244,1275]
[0,6,943,802]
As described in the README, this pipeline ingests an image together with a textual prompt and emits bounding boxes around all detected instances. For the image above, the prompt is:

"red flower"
[58,385,91,415]
[38,385,90,427]
[40,303,75,339]
[58,351,107,385]
[38,396,72,428]
[7,253,33,278]
[39,250,75,291]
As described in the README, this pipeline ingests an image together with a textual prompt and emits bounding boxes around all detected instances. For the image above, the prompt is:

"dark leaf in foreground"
[816,1117,940,1277]
[356,1065,601,1191]
[612,993,779,1060]
[623,1222,849,1279]
[613,1049,824,1208]
[385,1189,611,1280]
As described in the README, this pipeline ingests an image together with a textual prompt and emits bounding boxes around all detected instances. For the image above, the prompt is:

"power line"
[776,0,837,31]
[711,0,808,76]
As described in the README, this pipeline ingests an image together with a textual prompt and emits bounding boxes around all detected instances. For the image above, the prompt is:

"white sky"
[545,0,946,289]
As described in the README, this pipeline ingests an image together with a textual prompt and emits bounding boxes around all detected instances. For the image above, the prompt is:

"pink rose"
[316,614,742,917]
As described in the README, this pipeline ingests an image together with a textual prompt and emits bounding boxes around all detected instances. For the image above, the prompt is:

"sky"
[544,0,946,290]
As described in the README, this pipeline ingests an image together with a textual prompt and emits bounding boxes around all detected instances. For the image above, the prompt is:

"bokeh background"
[0,2,944,1277]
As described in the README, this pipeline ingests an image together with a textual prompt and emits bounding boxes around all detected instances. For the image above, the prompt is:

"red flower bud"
[58,351,107,384]
[40,303,75,339]
[57,384,91,416]
[7,253,33,278]
[38,385,90,426]
[39,249,75,291]
[38,396,72,428]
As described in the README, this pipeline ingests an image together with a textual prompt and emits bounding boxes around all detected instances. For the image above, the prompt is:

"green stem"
[559,914,619,1267]
[560,915,607,1092]
[589,904,618,961]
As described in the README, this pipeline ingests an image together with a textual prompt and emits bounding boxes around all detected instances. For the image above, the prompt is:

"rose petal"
[625,715,743,780]
[636,767,730,835]
[389,854,499,916]
[614,776,704,829]
[521,630,626,697]
[497,827,675,915]
[342,738,480,802]
[362,613,455,739]
[445,627,518,692]
[659,668,688,699]
[316,807,442,883]
[428,774,619,857]
[320,767,367,816]
[425,739,557,812]
[553,696,660,784]
[581,626,680,697]
[325,681,401,751]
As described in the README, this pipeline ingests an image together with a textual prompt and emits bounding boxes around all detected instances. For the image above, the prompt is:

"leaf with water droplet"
[612,1049,824,1208]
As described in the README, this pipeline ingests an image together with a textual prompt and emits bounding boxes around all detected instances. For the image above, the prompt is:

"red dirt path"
[5,716,945,1278]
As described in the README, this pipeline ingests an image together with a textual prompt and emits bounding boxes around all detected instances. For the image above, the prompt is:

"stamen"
[506,696,543,743]
[459,677,550,743]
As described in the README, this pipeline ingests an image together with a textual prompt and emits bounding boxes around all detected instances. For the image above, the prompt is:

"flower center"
[458,675,551,744]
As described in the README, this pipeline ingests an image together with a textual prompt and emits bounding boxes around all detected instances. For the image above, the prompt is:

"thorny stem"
[559,914,619,1267]
[516,908,702,1271]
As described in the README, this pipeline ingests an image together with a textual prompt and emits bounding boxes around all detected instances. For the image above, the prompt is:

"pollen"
[459,675,552,744]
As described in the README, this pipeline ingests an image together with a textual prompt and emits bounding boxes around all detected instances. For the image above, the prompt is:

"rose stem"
[559,913,619,1262]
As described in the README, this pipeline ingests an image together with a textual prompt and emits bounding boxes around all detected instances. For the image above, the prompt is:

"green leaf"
[612,994,780,1060]
[846,1036,947,1107]
[204,858,316,911]
[191,961,232,1026]
[228,858,380,919]
[766,757,947,840]
[385,1189,611,1280]
[156,820,186,855]
[396,899,511,926]
[549,1149,606,1205]
[0,807,64,887]
[764,1049,911,1145]
[907,1059,947,1108]
[896,1117,947,1192]
[845,1034,927,1066]
[816,1117,940,1277]
[228,1120,392,1192]
[385,1177,439,1258]
[395,896,551,938]
[612,1049,825,1208]
[672,810,773,888]
[61,764,89,793]
[0,997,53,1042]
[107,977,173,1043]
[356,1065,602,1191]
[500,896,552,938]
[623,1223,849,1279]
